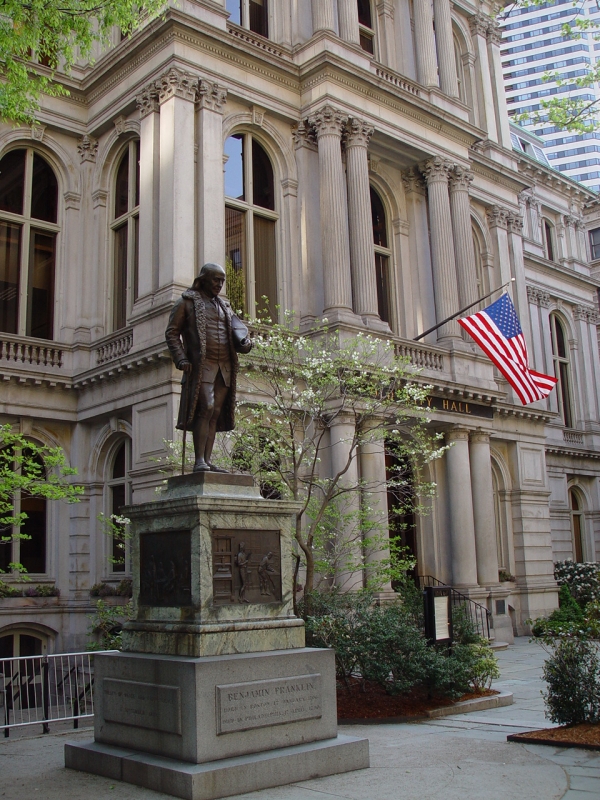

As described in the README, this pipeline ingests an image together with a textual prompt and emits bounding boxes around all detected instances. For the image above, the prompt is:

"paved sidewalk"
[1,638,599,800]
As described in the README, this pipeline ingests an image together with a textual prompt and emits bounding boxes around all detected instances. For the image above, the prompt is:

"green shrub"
[554,560,600,606]
[531,584,585,638]
[24,584,60,597]
[86,599,132,651]
[543,637,600,725]
[0,579,21,597]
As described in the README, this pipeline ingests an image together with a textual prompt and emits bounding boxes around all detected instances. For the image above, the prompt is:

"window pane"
[0,149,25,215]
[226,0,241,25]
[249,0,268,37]
[0,222,21,334]
[370,188,387,247]
[20,496,46,573]
[114,223,128,330]
[375,253,391,323]
[133,214,139,301]
[31,154,58,223]
[253,215,277,321]
[359,32,374,54]
[554,317,567,358]
[590,228,600,259]
[19,635,43,657]
[544,221,554,261]
[224,135,245,201]
[113,442,126,479]
[0,635,14,659]
[357,0,373,28]
[559,361,572,427]
[252,140,274,211]
[111,483,126,572]
[134,140,140,208]
[27,230,55,340]
[0,536,11,571]
[570,490,580,511]
[225,206,247,315]
[115,150,129,219]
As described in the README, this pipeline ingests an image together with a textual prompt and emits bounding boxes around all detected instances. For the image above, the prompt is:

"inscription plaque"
[103,678,182,735]
[216,673,322,734]
[212,529,282,605]
[139,530,192,606]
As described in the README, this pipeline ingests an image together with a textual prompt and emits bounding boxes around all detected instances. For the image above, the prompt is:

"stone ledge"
[65,734,369,800]
[425,690,514,718]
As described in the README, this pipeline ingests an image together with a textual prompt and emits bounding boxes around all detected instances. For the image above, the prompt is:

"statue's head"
[192,263,226,297]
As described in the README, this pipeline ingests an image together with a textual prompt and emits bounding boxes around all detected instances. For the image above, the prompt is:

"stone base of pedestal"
[65,734,369,800]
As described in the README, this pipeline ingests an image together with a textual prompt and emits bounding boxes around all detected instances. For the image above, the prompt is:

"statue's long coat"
[165,290,249,431]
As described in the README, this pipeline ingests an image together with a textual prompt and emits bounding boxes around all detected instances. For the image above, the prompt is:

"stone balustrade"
[94,330,133,365]
[0,336,63,368]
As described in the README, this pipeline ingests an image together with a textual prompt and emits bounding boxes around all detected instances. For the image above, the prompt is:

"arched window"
[0,451,47,575]
[357,0,375,54]
[226,0,269,38]
[0,630,46,659]
[0,148,58,340]
[106,439,132,573]
[569,488,585,562]
[550,313,573,428]
[111,141,139,331]
[224,134,278,320]
[370,187,391,324]
[453,34,466,104]
[543,219,555,261]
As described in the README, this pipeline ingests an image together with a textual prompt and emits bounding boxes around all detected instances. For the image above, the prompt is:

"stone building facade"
[0,0,599,654]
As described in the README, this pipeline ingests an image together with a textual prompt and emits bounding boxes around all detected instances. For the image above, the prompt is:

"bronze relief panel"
[212,529,282,605]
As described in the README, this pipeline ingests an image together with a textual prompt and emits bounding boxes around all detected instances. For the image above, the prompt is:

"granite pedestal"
[66,473,369,799]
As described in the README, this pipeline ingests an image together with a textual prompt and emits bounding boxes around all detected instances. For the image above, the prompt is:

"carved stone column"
[414,0,439,88]
[445,429,478,587]
[507,212,533,348]
[307,105,354,318]
[312,0,335,33]
[196,79,227,269]
[337,0,360,44]
[487,19,512,150]
[157,67,197,290]
[422,157,461,340]
[376,0,397,69]
[469,430,500,587]
[402,168,436,338]
[329,413,362,591]
[433,0,459,97]
[344,117,381,324]
[469,15,498,142]
[448,165,478,311]
[136,83,160,298]
[360,426,394,596]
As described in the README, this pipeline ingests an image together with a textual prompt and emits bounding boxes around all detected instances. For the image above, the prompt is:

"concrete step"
[490,641,510,651]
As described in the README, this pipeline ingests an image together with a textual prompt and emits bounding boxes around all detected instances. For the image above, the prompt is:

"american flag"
[458,293,557,406]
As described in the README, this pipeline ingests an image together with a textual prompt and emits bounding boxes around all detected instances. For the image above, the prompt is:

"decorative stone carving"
[448,165,474,192]
[307,104,348,138]
[563,214,580,228]
[156,66,197,104]
[252,105,265,126]
[507,214,524,234]
[343,116,374,149]
[31,124,46,142]
[574,304,599,324]
[136,83,160,118]
[486,19,502,45]
[291,120,317,148]
[420,156,452,185]
[469,13,490,38]
[401,167,426,194]
[196,79,228,112]
[376,0,395,19]
[486,205,509,229]
[113,115,127,135]
[77,135,98,163]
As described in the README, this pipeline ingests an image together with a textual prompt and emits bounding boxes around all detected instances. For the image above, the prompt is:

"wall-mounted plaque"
[139,530,192,607]
[212,529,281,605]
[423,586,453,645]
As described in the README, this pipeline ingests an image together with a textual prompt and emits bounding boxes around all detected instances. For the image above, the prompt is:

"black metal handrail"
[418,575,492,640]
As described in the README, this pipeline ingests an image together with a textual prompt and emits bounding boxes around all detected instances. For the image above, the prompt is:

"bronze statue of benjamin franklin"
[165,263,252,473]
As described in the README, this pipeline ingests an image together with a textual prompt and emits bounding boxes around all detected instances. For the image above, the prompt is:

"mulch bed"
[508,723,600,751]
[336,677,498,722]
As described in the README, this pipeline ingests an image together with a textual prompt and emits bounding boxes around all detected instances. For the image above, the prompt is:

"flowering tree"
[200,318,446,604]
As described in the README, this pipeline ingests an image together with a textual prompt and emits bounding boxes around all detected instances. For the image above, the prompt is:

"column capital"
[401,167,426,195]
[527,285,551,308]
[446,427,471,443]
[156,67,197,104]
[420,156,452,185]
[136,83,160,118]
[308,105,348,138]
[563,214,578,228]
[507,213,524,234]
[487,19,503,46]
[448,164,474,192]
[77,134,98,163]
[486,205,509,229]
[468,13,491,38]
[573,304,598,323]
[196,79,227,112]
[292,120,318,149]
[376,0,395,17]
[343,116,374,149]
[469,429,490,445]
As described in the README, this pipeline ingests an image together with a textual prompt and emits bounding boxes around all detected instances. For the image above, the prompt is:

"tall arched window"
[569,488,584,562]
[453,34,466,105]
[0,148,58,340]
[0,630,46,659]
[226,0,269,37]
[106,439,132,573]
[224,134,278,320]
[370,187,391,324]
[111,141,139,331]
[543,218,555,261]
[357,0,375,54]
[0,451,47,575]
[550,313,573,428]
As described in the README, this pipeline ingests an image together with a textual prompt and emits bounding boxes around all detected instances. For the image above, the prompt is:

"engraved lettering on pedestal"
[216,674,322,734]
[103,678,182,735]
[211,529,282,605]
[139,530,192,606]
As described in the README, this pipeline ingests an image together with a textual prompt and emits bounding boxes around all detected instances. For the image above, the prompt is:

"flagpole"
[413,279,516,342]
